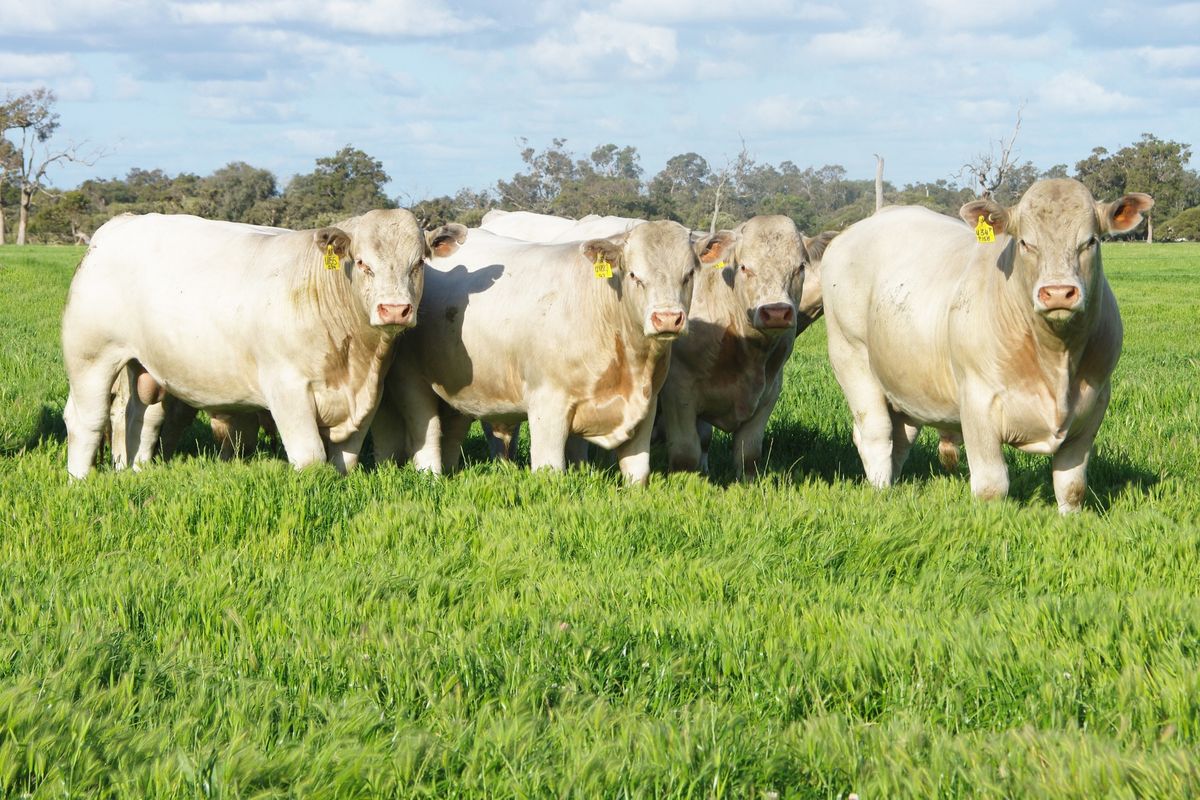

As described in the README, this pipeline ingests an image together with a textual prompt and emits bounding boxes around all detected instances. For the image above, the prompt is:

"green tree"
[202,161,277,222]
[1075,134,1200,241]
[282,146,394,228]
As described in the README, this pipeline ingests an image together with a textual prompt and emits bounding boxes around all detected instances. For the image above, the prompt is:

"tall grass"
[1,242,1198,798]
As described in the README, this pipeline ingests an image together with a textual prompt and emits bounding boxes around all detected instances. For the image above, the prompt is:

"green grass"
[1,241,1199,798]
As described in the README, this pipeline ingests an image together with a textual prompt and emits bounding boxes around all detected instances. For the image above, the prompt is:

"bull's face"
[961,179,1153,326]
[713,216,838,337]
[581,220,730,341]
[319,210,466,332]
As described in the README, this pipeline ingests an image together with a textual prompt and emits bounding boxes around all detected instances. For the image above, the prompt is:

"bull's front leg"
[660,385,702,473]
[960,385,1009,501]
[262,378,327,470]
[527,392,569,473]
[731,371,784,481]
[615,403,657,487]
[1051,385,1110,514]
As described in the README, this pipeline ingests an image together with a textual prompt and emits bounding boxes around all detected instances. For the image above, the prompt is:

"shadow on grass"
[2,404,67,455]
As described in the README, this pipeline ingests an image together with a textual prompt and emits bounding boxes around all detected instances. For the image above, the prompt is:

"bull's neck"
[992,239,1098,374]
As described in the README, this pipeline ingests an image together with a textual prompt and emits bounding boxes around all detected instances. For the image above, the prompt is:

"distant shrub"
[1162,206,1200,241]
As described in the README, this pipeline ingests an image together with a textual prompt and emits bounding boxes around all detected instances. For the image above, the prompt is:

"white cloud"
[170,0,492,37]
[606,0,842,23]
[0,53,79,80]
[529,12,678,79]
[1036,71,1139,114]
[918,0,1055,30]
[1131,45,1200,72]
[806,26,908,62]
[0,0,160,33]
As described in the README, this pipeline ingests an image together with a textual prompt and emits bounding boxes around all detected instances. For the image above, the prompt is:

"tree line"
[4,88,1200,245]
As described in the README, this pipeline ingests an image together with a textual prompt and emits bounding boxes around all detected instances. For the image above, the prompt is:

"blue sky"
[2,0,1197,201]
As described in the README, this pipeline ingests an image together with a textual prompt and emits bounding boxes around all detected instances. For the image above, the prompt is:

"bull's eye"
[739,265,754,278]
[1018,239,1038,254]
[627,272,644,287]
[356,259,374,277]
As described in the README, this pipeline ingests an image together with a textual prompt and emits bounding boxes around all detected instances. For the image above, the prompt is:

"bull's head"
[581,220,731,341]
[319,209,466,332]
[706,215,838,336]
[960,179,1152,326]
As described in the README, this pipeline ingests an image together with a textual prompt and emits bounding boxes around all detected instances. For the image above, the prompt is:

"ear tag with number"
[975,215,995,243]
[713,260,726,270]
[323,244,341,270]
[593,254,613,279]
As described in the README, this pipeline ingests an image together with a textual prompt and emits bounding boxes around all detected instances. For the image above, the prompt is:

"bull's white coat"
[821,178,1152,512]
[62,210,463,478]
[479,210,836,479]
[373,221,728,484]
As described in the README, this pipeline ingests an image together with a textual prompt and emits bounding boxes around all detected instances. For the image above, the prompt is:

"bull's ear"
[314,227,351,257]
[803,230,838,263]
[426,223,467,258]
[581,237,623,269]
[695,230,735,266]
[959,199,1012,236]
[1098,193,1154,235]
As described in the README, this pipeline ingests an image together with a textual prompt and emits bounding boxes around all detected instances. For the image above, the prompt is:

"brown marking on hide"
[323,334,353,389]
[593,333,632,401]
[444,306,459,323]
[573,334,636,437]
[713,325,751,386]
[1006,330,1047,391]
[1062,480,1086,510]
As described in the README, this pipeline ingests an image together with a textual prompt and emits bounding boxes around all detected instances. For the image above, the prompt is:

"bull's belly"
[435,384,526,420]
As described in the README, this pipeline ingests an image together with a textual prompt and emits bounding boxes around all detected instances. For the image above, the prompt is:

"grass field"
[1,241,1199,798]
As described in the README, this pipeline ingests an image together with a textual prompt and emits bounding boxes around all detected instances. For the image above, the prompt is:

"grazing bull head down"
[580,220,733,340]
[960,180,1153,326]
[319,209,467,331]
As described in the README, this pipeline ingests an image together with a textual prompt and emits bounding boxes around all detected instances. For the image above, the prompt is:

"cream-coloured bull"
[371,221,732,485]
[480,210,836,479]
[821,178,1152,512]
[62,210,465,478]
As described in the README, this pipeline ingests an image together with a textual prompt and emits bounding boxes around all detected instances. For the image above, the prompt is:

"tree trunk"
[1147,212,1153,244]
[0,173,6,244]
[873,154,884,212]
[16,186,31,246]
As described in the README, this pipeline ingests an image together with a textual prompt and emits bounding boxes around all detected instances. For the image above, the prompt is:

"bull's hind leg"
[66,355,126,479]
[889,410,922,479]
[826,333,895,488]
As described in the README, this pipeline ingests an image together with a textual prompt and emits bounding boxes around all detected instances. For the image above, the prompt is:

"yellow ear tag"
[713,260,726,270]
[593,254,613,279]
[975,215,995,243]
[323,244,341,270]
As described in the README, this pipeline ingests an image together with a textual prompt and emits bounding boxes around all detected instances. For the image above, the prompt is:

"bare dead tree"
[955,104,1025,199]
[873,153,885,212]
[1,88,104,245]
[710,137,751,233]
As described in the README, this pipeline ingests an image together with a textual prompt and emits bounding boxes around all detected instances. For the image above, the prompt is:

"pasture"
[1,241,1199,798]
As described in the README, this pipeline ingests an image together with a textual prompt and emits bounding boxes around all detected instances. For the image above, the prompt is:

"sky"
[1,0,1198,201]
